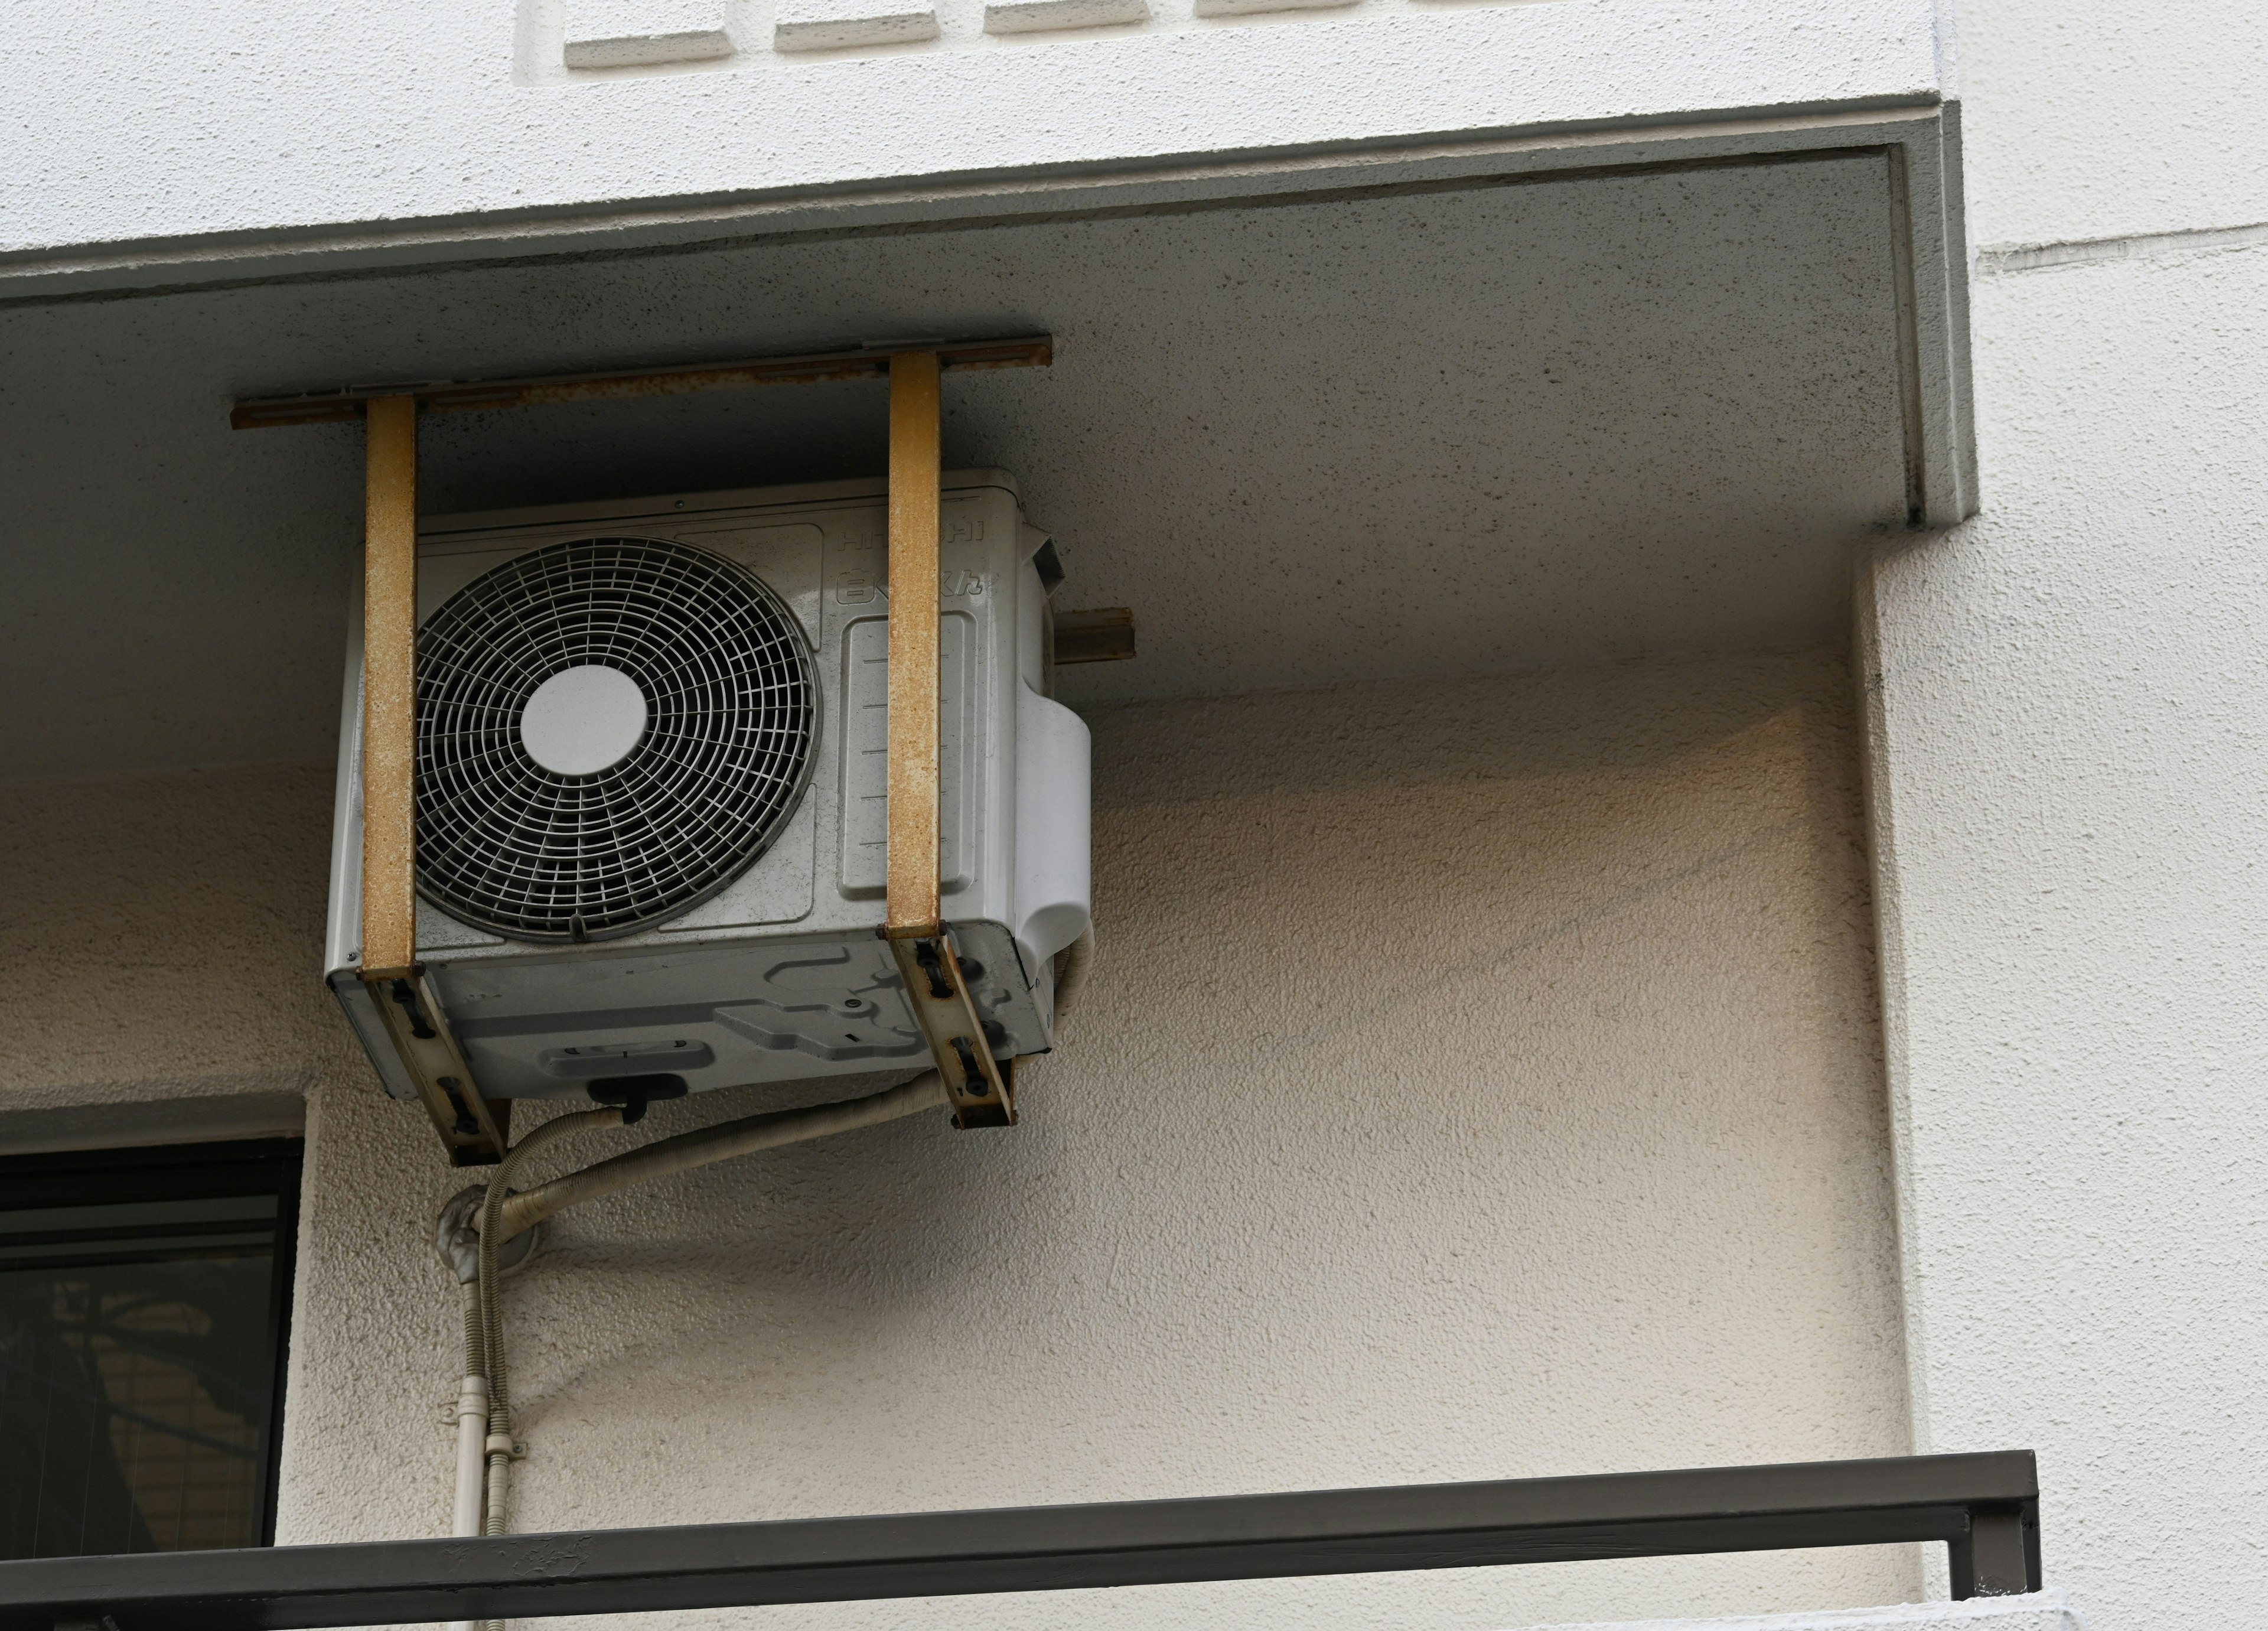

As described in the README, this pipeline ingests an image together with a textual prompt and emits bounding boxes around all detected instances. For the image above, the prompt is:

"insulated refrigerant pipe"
[1052,929,1094,1024]
[494,1070,947,1243]
[450,1298,488,1536]
[438,1109,621,1631]
[437,936,1094,1616]
[478,1109,624,1528]
[491,932,1095,1241]
[441,1293,490,1631]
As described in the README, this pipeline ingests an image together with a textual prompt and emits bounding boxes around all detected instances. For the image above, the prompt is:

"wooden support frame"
[881,351,1016,1126]
[884,353,943,942]
[353,396,509,1164]
[238,338,1051,1156]
[358,396,419,979]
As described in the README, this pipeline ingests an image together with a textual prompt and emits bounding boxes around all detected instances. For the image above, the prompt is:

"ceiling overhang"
[0,98,1973,777]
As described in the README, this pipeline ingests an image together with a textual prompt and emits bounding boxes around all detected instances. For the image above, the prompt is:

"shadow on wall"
[0,762,350,1110]
[1074,647,1876,1094]
[415,646,1911,1628]
[0,645,1911,1625]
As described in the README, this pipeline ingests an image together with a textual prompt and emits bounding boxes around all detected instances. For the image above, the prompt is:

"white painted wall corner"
[1524,1588,2083,1631]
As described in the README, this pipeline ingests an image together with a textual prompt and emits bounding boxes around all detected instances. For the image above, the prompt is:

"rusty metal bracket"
[1051,607,1136,665]
[360,965,511,1165]
[230,336,1052,428]
[885,932,1015,1128]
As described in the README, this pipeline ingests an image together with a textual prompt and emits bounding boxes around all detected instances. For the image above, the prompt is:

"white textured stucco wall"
[0,764,360,1114]
[0,0,1946,259]
[1539,1594,2083,1631]
[1959,0,2268,249]
[1862,237,2268,1630]
[1857,0,2268,1626]
[2,649,1922,1627]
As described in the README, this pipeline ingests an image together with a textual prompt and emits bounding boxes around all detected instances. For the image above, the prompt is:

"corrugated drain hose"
[497,1070,943,1242]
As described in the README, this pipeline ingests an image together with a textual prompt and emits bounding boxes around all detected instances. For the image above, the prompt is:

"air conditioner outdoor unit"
[323,469,1091,1115]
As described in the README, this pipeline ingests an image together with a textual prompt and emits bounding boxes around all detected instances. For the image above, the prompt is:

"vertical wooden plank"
[885,352,943,939]
[360,395,420,975]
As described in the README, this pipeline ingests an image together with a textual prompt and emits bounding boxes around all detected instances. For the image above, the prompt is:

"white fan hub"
[520,665,649,776]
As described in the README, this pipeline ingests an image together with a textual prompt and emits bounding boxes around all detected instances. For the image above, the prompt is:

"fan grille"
[415,535,816,942]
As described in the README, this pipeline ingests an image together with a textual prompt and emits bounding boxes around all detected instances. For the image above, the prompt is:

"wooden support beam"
[880,350,1014,1125]
[353,396,509,1165]
[884,351,943,941]
[230,337,1051,428]
[359,395,420,978]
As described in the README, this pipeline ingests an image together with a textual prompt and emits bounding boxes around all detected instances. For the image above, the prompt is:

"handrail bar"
[0,1450,2039,1631]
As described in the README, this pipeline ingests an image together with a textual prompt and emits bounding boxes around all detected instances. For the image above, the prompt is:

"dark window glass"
[0,1140,299,1559]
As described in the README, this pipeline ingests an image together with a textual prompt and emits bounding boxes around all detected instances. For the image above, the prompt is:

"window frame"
[0,1137,303,1551]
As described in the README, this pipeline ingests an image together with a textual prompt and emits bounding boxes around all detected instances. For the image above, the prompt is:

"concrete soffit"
[4,96,1977,527]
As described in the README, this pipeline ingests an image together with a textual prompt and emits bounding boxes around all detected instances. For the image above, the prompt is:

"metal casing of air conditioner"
[324,470,1091,1103]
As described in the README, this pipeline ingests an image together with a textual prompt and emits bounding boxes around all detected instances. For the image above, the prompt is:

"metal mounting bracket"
[885,931,1015,1127]
[361,966,511,1166]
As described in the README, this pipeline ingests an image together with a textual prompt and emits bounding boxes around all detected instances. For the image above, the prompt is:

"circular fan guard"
[415,536,816,942]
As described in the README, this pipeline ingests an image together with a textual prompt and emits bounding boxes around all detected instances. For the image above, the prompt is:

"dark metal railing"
[0,1450,2039,1631]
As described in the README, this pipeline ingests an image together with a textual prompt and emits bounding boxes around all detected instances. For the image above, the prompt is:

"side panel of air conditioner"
[324,471,1090,1103]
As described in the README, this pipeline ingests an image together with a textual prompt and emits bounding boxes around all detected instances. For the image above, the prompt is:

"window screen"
[0,1140,299,1559]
